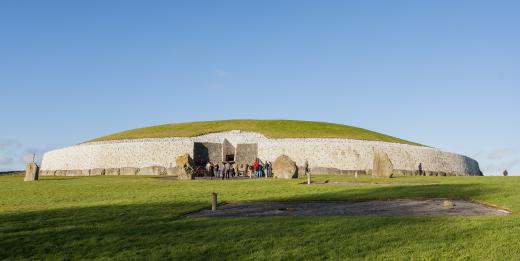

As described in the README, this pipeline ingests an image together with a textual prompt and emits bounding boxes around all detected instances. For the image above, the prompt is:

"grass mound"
[88,119,420,145]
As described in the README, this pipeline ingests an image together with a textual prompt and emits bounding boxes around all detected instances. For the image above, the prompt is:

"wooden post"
[211,192,217,211]
[307,172,311,185]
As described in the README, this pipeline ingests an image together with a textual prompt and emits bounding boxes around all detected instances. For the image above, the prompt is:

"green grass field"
[1,175,519,260]
[88,120,421,145]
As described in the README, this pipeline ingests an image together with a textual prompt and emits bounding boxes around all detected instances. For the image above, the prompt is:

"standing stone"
[24,163,39,181]
[176,154,194,180]
[272,155,298,179]
[372,151,394,178]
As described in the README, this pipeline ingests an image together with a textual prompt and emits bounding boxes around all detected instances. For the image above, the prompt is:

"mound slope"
[88,120,420,145]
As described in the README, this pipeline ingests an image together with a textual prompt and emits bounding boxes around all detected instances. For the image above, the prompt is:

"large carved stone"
[272,155,298,179]
[176,154,194,180]
[24,163,39,181]
[372,151,394,178]
[138,166,166,175]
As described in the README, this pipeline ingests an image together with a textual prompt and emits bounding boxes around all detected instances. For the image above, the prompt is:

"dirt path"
[186,199,511,217]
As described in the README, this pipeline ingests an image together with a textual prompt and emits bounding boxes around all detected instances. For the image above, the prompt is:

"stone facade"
[41,131,482,176]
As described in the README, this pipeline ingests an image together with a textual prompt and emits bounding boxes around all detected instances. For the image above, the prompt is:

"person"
[304,160,309,176]
[206,161,212,178]
[257,161,263,178]
[503,169,509,176]
[209,162,214,179]
[234,165,239,177]
[267,161,272,177]
[221,162,227,180]
[252,160,260,178]
[418,163,423,176]
[230,166,236,178]
[214,163,220,178]
[248,164,254,179]
[263,161,270,178]
[225,161,232,179]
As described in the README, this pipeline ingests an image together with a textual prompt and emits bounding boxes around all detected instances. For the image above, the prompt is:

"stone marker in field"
[24,162,39,181]
[372,150,394,178]
[272,155,298,179]
[176,153,194,180]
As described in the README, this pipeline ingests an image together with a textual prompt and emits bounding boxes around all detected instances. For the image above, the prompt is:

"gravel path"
[186,199,511,217]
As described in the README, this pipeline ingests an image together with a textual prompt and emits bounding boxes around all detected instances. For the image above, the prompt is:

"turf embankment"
[88,120,421,145]
[1,175,519,260]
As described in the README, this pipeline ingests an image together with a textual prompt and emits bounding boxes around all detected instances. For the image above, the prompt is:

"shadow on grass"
[0,183,511,260]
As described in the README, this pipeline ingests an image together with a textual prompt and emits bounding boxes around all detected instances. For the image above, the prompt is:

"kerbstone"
[272,155,298,179]
[105,168,120,176]
[138,166,166,175]
[120,167,139,176]
[90,168,105,176]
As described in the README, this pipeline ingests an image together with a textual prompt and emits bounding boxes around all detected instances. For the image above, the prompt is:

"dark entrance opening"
[225,154,235,162]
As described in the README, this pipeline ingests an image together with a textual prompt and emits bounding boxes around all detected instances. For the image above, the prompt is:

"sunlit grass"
[1,175,518,260]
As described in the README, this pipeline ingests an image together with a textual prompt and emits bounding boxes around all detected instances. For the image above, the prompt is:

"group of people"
[205,159,273,179]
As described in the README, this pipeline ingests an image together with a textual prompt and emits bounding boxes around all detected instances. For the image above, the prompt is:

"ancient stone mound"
[272,155,298,179]
[372,150,394,178]
[186,200,511,217]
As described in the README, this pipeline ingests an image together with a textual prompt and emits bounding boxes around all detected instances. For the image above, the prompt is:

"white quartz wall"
[42,139,194,170]
[41,131,480,175]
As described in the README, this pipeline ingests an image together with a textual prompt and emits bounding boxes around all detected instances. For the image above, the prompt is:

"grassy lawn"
[1,175,519,260]
[88,120,420,145]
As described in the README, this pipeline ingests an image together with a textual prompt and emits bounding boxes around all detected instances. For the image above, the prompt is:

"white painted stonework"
[41,131,481,175]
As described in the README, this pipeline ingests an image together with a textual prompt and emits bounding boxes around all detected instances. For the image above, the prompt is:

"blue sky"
[0,0,518,175]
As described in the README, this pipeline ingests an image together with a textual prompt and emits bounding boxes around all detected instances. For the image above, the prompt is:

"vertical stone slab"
[24,163,39,181]
[372,151,394,178]
[235,143,258,166]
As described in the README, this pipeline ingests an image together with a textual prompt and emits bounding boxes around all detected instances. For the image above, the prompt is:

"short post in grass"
[307,172,311,185]
[211,192,217,211]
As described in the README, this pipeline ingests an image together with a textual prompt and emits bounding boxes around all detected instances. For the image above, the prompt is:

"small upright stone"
[24,163,39,181]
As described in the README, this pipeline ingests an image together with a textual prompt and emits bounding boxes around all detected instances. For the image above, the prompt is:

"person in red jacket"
[252,160,260,178]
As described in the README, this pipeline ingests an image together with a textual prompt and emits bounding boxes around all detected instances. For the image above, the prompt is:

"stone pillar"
[24,163,39,181]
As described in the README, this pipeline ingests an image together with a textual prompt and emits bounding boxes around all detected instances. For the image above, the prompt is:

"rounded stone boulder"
[272,155,298,179]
